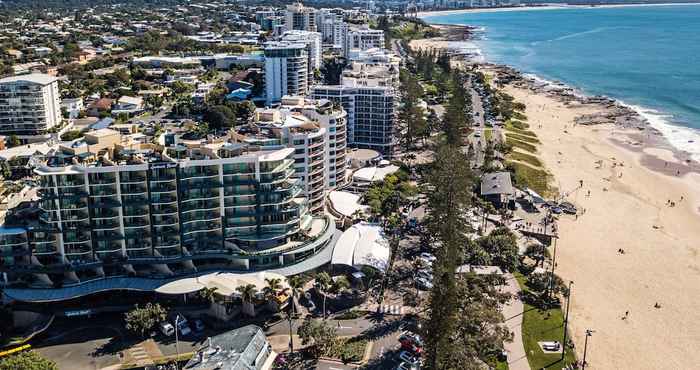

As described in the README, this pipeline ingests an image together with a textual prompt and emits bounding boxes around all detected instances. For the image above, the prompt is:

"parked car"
[399,333,424,348]
[395,362,418,370]
[159,322,175,337]
[542,341,561,351]
[175,317,192,336]
[419,253,436,262]
[416,277,433,290]
[417,269,432,281]
[194,319,205,332]
[399,350,420,365]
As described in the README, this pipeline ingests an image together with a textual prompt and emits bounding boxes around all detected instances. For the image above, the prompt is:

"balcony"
[181,211,221,224]
[150,183,176,193]
[92,220,120,230]
[93,231,124,241]
[180,168,219,179]
[153,217,178,227]
[91,199,122,209]
[182,221,221,235]
[122,196,149,205]
[180,178,223,190]
[92,209,119,219]
[151,206,177,215]
[122,207,149,217]
[181,201,219,213]
[119,173,146,183]
[63,233,91,243]
[151,194,177,204]
[123,218,150,228]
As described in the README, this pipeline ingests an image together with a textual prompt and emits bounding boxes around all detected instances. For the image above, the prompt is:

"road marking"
[329,367,344,370]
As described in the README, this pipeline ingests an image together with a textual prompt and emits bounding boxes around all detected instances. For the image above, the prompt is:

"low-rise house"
[480,172,514,208]
[60,97,84,119]
[111,96,144,116]
[86,98,113,117]
[183,325,274,370]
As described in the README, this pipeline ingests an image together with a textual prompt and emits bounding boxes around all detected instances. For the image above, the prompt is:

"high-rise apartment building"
[264,42,309,105]
[0,141,336,291]
[234,96,348,212]
[310,53,398,156]
[0,74,61,140]
[280,30,323,73]
[344,27,385,58]
[285,2,317,32]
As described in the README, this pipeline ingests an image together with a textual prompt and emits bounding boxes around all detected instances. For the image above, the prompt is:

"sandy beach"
[500,82,700,369]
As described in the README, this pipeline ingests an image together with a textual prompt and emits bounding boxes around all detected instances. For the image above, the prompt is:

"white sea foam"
[520,74,700,161]
[622,103,700,162]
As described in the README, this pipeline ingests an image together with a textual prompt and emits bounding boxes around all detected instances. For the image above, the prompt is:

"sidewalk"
[503,273,530,370]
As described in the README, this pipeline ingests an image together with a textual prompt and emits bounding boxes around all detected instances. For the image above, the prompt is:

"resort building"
[0,74,62,141]
[264,42,309,105]
[233,96,348,213]
[0,136,336,298]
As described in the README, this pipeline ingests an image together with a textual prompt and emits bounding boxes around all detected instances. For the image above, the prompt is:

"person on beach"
[654,302,662,309]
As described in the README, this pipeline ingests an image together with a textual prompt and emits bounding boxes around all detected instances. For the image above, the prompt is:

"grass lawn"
[512,112,528,121]
[509,151,543,168]
[506,138,538,154]
[484,128,493,141]
[325,337,368,363]
[514,272,577,370]
[508,120,530,130]
[506,132,540,144]
[507,161,552,196]
[506,127,538,138]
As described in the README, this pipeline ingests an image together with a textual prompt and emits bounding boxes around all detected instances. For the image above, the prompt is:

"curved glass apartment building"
[0,143,335,294]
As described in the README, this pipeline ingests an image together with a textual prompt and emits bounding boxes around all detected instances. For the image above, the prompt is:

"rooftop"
[0,73,59,85]
[184,325,270,370]
[480,172,514,196]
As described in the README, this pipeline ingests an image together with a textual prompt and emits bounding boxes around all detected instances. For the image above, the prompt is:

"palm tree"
[262,278,283,312]
[288,275,305,317]
[236,284,258,317]
[315,272,333,319]
[332,275,350,294]
[197,287,218,305]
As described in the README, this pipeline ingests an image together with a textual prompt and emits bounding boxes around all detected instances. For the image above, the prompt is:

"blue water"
[423,5,700,157]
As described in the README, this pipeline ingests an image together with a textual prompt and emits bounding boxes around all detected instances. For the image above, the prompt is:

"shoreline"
[417,2,700,17]
[410,22,700,368]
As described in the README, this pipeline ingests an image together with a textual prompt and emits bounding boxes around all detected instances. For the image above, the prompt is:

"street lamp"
[561,280,573,362]
[582,329,595,369]
[174,314,181,370]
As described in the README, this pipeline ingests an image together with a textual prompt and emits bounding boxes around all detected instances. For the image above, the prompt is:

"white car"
[159,322,174,336]
[542,341,561,351]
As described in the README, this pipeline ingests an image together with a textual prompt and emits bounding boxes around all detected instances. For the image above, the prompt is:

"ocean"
[422,4,700,159]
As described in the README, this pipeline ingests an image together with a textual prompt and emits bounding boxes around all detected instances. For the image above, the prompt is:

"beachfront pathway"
[503,273,530,370]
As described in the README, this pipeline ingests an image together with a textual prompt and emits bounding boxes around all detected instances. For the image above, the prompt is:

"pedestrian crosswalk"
[129,345,149,361]
[377,305,403,315]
